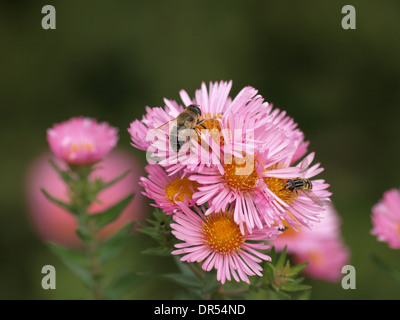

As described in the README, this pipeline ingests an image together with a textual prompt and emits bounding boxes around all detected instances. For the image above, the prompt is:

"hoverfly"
[156,104,211,152]
[282,157,327,207]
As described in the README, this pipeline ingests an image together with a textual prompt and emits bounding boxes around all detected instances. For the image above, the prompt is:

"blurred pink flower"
[47,117,118,165]
[271,205,350,282]
[171,204,280,284]
[293,239,350,282]
[371,188,400,249]
[25,148,148,248]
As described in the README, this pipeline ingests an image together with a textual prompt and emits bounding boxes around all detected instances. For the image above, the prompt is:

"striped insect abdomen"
[293,178,312,190]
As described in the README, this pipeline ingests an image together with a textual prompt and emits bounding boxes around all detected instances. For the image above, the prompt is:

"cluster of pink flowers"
[129,80,334,284]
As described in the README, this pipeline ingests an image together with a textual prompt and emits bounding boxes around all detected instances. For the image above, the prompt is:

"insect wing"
[155,119,178,134]
[301,189,326,207]
[298,157,310,176]
[145,119,178,155]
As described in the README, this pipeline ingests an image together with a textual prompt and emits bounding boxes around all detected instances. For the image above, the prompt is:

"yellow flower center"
[165,177,199,203]
[197,113,224,147]
[202,212,244,254]
[201,112,223,131]
[263,164,299,204]
[71,142,95,153]
[224,155,259,191]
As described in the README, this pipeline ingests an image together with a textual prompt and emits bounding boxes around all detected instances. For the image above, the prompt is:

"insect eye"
[188,104,201,116]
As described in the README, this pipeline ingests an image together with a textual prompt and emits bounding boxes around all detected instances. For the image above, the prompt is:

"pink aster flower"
[128,81,267,172]
[128,81,233,153]
[171,204,280,284]
[128,80,309,174]
[191,149,330,234]
[271,205,350,282]
[371,188,400,249]
[139,164,199,214]
[128,103,183,152]
[47,117,118,165]
[262,103,310,165]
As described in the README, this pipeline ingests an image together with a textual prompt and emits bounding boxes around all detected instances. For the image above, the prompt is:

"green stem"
[77,206,104,300]
[75,206,103,300]
[87,219,103,300]
[72,164,104,300]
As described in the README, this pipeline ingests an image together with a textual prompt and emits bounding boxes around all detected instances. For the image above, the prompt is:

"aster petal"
[231,253,252,283]
[262,167,300,178]
[179,89,194,106]
[225,255,239,283]
[202,251,217,272]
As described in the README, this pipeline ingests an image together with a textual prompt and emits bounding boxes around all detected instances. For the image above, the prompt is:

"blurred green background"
[1,0,399,299]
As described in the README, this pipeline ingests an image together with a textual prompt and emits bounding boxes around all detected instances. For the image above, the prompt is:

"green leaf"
[138,209,175,248]
[90,194,134,231]
[288,261,309,277]
[281,281,311,292]
[174,257,209,289]
[372,254,400,283]
[46,242,92,288]
[76,228,91,242]
[98,223,135,264]
[68,162,96,179]
[263,261,275,283]
[139,260,203,290]
[201,270,219,294]
[141,246,172,256]
[174,255,195,275]
[138,225,159,239]
[49,159,72,184]
[275,246,287,270]
[105,271,145,299]
[96,170,131,193]
[270,290,292,300]
[154,272,203,289]
[269,246,276,262]
[41,188,77,215]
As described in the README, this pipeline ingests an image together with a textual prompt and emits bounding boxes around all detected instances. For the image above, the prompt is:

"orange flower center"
[196,113,224,147]
[263,164,298,204]
[224,155,259,191]
[71,142,95,153]
[200,112,223,131]
[165,177,199,203]
[202,212,244,254]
